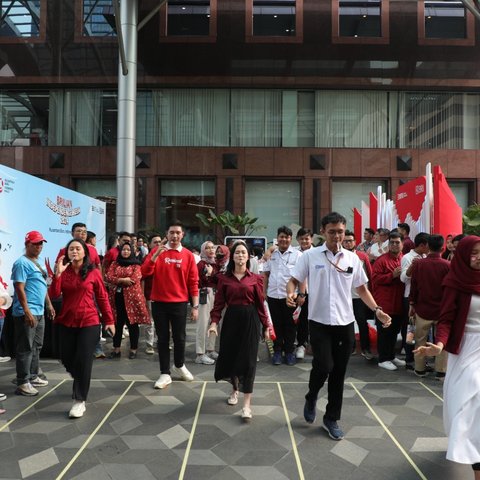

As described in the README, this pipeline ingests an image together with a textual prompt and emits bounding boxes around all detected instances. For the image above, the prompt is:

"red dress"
[105,262,150,325]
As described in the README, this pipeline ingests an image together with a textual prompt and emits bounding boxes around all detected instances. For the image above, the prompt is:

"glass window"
[167,0,210,36]
[159,180,215,248]
[252,0,296,36]
[82,0,116,37]
[332,180,387,228]
[339,0,381,37]
[425,0,466,39]
[0,91,49,146]
[0,0,41,37]
[75,178,117,245]
[245,180,301,242]
[448,181,471,212]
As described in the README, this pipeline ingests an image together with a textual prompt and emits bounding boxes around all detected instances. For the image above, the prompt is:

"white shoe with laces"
[31,376,49,387]
[69,401,86,418]
[0,356,11,363]
[154,374,172,389]
[378,360,398,371]
[171,365,194,382]
[295,345,305,359]
[195,354,215,365]
[392,357,406,367]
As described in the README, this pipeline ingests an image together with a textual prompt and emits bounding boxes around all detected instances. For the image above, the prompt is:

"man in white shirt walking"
[287,212,391,441]
[264,226,305,366]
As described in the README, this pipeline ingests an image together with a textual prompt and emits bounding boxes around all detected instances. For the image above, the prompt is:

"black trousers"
[113,292,139,350]
[352,298,370,351]
[376,314,402,363]
[296,295,309,347]
[306,321,354,421]
[59,324,99,401]
[268,297,296,354]
[152,301,187,375]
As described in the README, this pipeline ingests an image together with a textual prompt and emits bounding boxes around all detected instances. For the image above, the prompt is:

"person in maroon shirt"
[409,234,450,378]
[51,239,114,419]
[414,236,480,478]
[398,223,415,255]
[208,241,270,423]
[372,232,405,371]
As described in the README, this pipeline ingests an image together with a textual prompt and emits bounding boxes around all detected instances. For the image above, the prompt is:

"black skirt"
[214,304,261,394]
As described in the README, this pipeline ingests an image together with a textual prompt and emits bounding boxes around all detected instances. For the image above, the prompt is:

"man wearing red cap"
[11,231,55,396]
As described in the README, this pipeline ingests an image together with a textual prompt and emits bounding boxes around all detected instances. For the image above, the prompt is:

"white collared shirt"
[264,245,302,299]
[400,249,425,297]
[291,244,368,326]
[368,241,389,259]
[166,243,183,252]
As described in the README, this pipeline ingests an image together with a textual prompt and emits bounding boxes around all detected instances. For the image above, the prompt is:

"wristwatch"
[192,305,199,310]
[297,293,306,298]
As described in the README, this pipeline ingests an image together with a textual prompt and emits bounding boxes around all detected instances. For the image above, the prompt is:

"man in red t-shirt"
[141,221,199,390]
[55,223,101,268]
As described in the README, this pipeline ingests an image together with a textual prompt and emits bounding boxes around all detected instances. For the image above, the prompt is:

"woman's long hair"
[65,238,94,280]
[225,241,250,274]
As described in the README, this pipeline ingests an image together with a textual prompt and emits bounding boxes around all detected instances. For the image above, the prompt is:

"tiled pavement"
[0,324,472,480]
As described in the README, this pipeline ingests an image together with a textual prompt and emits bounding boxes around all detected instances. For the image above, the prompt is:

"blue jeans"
[14,315,45,386]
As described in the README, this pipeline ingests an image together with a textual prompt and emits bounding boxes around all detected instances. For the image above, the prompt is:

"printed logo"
[46,195,81,225]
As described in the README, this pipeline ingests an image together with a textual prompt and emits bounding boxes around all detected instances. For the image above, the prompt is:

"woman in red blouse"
[51,239,115,419]
[208,241,270,422]
[105,242,150,359]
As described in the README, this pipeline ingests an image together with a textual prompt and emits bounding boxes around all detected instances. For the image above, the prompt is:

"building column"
[116,0,138,232]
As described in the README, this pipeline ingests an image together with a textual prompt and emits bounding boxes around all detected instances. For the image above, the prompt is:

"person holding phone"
[50,238,114,418]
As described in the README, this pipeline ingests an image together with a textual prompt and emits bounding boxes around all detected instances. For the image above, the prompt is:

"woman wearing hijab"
[105,242,150,359]
[415,235,480,478]
[195,241,219,365]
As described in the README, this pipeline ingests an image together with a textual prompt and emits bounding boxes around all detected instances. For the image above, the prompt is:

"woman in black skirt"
[208,241,270,422]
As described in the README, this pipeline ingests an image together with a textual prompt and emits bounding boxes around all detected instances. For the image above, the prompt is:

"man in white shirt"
[367,228,390,262]
[400,232,429,370]
[287,212,391,441]
[264,226,305,366]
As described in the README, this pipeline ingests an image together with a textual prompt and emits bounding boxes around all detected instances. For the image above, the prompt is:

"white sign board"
[0,164,106,294]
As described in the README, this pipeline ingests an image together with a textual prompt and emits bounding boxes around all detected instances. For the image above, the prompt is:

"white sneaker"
[392,357,406,367]
[378,361,398,371]
[145,345,154,355]
[207,351,219,360]
[0,356,11,363]
[195,354,215,365]
[0,393,6,401]
[154,374,172,389]
[171,365,194,382]
[296,345,305,359]
[69,400,86,418]
[31,376,49,387]
[15,383,39,396]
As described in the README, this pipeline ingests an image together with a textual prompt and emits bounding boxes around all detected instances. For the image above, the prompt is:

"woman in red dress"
[106,242,150,359]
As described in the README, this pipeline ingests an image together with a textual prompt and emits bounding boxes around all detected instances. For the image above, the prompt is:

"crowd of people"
[0,215,478,477]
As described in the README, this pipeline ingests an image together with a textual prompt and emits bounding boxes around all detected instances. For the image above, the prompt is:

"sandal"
[227,391,238,405]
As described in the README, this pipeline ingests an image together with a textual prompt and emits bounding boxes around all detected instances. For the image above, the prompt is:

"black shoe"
[435,372,446,381]
[323,417,344,441]
[414,369,427,377]
[128,351,137,359]
[304,397,317,424]
[108,351,121,359]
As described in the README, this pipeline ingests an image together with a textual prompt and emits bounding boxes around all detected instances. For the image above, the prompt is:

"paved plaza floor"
[0,323,472,480]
